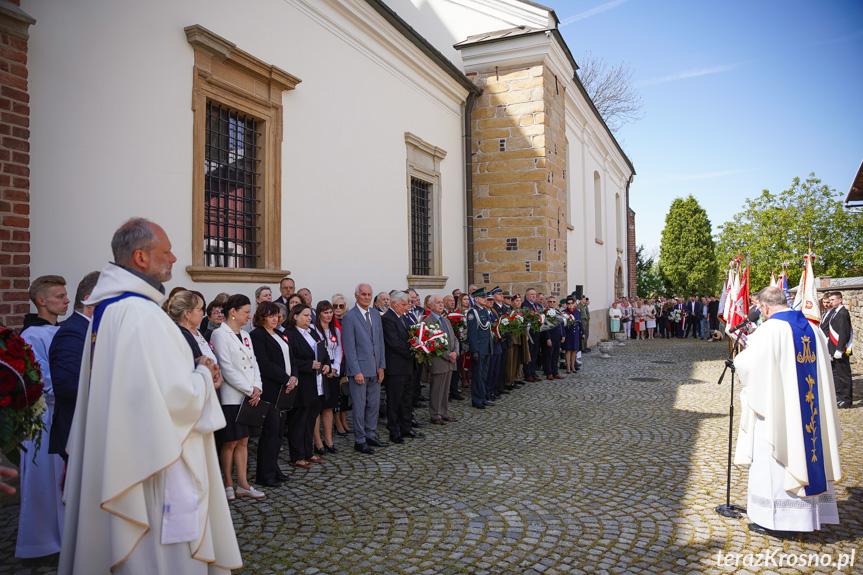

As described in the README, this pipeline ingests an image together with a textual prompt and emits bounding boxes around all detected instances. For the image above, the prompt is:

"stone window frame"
[405,132,448,289]
[184,25,301,282]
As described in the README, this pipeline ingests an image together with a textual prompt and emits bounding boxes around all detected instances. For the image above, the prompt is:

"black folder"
[235,396,271,427]
[276,382,296,410]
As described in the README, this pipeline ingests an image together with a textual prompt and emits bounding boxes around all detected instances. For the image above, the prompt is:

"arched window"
[594,172,602,242]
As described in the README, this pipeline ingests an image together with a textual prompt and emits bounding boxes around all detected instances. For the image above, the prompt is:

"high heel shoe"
[314,446,325,456]
[325,444,338,454]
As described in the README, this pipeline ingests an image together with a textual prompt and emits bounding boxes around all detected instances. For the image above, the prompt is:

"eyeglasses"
[333,304,346,309]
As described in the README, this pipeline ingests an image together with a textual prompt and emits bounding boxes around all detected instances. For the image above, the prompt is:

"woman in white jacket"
[210,294,266,500]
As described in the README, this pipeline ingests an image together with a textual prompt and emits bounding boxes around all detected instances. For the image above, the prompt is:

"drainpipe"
[625,173,634,297]
[463,90,481,285]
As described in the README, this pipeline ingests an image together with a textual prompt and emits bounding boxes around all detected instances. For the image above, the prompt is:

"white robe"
[59,263,242,574]
[17,323,65,558]
[733,308,842,531]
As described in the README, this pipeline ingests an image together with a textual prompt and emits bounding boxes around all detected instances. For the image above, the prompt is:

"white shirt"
[299,327,324,396]
[270,331,292,374]
[192,330,217,363]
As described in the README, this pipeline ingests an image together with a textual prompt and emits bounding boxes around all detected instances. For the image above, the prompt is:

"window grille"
[410,177,432,276]
[204,101,261,268]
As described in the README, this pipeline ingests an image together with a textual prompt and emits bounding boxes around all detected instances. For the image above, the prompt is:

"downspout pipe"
[464,90,481,286]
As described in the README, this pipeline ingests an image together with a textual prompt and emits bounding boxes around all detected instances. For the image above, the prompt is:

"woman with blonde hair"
[331,293,352,436]
[163,290,219,365]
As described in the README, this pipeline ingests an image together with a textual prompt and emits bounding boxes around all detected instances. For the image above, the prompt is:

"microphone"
[729,309,760,333]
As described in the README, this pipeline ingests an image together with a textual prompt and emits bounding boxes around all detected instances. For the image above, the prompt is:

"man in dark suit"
[467,288,494,408]
[405,288,427,407]
[273,276,295,306]
[341,283,387,453]
[381,291,420,443]
[684,295,702,338]
[824,291,853,408]
[521,288,541,381]
[48,271,100,462]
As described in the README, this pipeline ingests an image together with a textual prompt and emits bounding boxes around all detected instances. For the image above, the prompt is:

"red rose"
[0,370,17,395]
[3,335,24,357]
[0,396,10,407]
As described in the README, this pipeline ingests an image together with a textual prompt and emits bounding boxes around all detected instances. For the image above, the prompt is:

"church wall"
[24,0,469,312]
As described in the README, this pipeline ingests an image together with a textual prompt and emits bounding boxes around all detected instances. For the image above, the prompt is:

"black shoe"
[405,430,425,438]
[499,389,511,395]
[389,434,404,444]
[416,395,429,402]
[450,392,465,400]
[747,523,794,539]
[324,444,338,454]
[257,478,281,488]
[314,447,325,456]
[367,437,389,448]
[411,418,420,428]
[484,401,495,407]
[275,472,290,483]
[336,430,350,437]
[354,442,375,454]
[584,348,591,352]
[837,401,853,409]
[472,403,486,409]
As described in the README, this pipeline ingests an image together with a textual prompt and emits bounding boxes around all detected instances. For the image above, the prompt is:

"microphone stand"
[715,336,746,518]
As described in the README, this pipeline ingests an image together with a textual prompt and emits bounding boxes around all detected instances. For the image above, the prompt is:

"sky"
[556,0,863,257]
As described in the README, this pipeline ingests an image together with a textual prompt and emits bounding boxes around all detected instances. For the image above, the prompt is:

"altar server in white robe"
[16,275,69,558]
[734,286,842,535]
[60,218,242,574]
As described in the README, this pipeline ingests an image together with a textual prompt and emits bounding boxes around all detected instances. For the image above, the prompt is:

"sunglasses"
[333,304,346,309]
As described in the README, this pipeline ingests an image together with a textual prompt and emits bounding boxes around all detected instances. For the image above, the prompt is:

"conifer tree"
[658,196,719,295]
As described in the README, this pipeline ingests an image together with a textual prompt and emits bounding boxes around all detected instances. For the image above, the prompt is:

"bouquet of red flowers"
[494,309,528,338]
[409,321,449,365]
[0,327,47,466]
[446,312,468,345]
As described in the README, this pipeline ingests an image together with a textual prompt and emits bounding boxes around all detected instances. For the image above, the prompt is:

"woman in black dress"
[312,300,341,454]
[283,304,332,468]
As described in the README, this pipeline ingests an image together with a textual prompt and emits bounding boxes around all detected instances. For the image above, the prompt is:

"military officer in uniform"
[491,287,512,397]
[467,288,494,409]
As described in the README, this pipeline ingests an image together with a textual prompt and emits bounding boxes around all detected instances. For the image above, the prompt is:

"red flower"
[3,335,24,357]
[0,396,10,407]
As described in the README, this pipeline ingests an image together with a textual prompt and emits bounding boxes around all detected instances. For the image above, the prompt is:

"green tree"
[715,174,863,290]
[658,196,719,296]
[635,244,664,297]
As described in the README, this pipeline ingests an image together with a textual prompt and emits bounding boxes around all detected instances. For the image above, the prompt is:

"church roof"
[364,0,481,96]
[845,158,863,210]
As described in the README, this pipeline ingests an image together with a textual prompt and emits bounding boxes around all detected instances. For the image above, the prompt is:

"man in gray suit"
[341,283,387,454]
[424,295,459,425]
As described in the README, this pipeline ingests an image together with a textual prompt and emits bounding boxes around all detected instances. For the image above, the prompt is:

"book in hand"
[276,382,296,410]
[235,396,271,427]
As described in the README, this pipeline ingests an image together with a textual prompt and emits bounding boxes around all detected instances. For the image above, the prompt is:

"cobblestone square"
[1,339,860,574]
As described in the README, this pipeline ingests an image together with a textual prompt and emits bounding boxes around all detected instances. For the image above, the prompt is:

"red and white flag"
[792,254,821,326]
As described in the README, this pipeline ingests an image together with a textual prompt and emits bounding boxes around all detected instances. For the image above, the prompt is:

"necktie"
[364,310,373,338]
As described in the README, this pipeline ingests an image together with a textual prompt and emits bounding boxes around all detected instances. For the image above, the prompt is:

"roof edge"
[364,0,481,96]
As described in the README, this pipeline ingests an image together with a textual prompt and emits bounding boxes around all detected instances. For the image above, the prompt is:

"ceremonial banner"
[793,255,821,326]
[725,265,749,338]
[778,272,793,307]
[720,264,737,322]
[770,271,777,288]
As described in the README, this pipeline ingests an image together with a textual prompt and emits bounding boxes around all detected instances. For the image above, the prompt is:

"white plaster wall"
[25,0,469,311]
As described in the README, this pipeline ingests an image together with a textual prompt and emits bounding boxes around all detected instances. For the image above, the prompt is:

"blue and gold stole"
[771,309,827,496]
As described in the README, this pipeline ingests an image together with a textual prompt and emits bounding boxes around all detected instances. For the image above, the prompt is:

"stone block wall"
[469,63,568,297]
[0,0,34,331]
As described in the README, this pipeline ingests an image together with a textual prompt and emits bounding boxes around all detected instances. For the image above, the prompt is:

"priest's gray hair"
[756,286,787,307]
[112,217,157,264]
[390,291,409,304]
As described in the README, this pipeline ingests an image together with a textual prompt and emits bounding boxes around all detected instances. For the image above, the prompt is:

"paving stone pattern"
[1,339,861,574]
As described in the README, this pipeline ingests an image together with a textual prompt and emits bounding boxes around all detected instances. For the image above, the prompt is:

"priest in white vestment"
[734,286,842,535]
[59,219,242,574]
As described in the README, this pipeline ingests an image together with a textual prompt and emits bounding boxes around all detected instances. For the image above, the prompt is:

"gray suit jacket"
[341,304,385,378]
[424,314,459,375]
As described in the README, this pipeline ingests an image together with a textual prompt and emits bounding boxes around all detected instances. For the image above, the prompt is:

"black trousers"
[450,368,460,396]
[287,400,320,462]
[256,403,286,482]
[832,355,852,403]
[684,316,699,337]
[386,374,414,437]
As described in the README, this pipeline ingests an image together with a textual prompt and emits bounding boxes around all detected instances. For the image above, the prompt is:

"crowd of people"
[6,218,591,572]
[608,295,724,342]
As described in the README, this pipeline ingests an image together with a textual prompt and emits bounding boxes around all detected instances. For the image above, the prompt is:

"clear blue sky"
[557,0,863,257]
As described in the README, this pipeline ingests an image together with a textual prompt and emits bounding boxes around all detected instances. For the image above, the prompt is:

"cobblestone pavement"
[1,338,861,574]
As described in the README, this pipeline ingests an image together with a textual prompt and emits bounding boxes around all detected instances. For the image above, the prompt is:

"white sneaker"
[225,486,235,501]
[235,485,266,499]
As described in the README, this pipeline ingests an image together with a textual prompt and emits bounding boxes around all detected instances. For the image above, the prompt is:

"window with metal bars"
[204,101,261,268]
[410,177,432,276]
